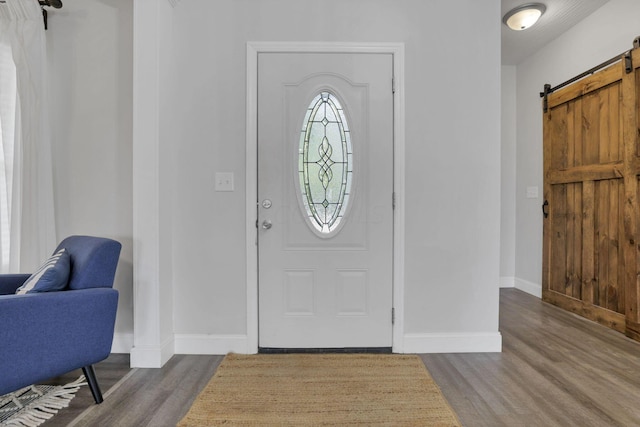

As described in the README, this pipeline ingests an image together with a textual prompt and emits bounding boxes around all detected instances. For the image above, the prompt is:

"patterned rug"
[0,376,85,426]
[178,353,461,426]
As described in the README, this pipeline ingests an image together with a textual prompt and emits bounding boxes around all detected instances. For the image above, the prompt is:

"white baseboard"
[500,276,515,288]
[514,277,542,298]
[129,336,175,368]
[402,332,502,353]
[111,333,134,354]
[174,334,250,355]
[127,331,502,357]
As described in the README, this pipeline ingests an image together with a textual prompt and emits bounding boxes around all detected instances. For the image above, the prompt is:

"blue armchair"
[0,235,121,404]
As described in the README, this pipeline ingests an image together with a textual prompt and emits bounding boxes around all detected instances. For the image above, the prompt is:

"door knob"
[262,220,272,230]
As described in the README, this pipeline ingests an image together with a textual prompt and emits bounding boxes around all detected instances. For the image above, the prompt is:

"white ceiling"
[501,0,610,65]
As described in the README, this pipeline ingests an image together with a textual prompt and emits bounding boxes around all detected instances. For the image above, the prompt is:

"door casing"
[245,42,406,353]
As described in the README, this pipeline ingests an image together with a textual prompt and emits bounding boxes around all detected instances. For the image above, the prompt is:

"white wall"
[40,0,640,360]
[47,0,134,351]
[130,0,177,367]
[514,0,640,295]
[501,65,516,286]
[164,0,501,354]
[44,0,502,361]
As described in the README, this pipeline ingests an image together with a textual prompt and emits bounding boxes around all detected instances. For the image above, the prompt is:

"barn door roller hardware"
[39,0,63,30]
[540,37,638,113]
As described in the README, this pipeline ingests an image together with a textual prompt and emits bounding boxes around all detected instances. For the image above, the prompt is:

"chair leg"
[82,365,104,404]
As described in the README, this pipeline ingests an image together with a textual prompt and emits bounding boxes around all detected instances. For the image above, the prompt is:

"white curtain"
[0,0,56,273]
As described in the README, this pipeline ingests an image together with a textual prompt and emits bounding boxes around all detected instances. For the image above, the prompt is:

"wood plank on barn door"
[582,180,595,305]
[623,48,640,340]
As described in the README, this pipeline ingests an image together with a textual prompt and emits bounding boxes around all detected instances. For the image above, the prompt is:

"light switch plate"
[215,172,234,192]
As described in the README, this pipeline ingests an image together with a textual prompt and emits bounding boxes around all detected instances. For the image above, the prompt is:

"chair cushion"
[15,248,71,294]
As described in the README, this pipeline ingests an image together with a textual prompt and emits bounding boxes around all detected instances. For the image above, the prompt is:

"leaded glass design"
[299,92,352,234]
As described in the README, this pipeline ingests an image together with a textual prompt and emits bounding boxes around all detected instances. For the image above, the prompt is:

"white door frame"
[246,42,405,353]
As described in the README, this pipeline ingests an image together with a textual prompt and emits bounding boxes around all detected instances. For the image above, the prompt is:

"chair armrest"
[0,288,118,395]
[0,274,31,295]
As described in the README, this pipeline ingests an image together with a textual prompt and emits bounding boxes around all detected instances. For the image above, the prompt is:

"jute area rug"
[178,353,461,426]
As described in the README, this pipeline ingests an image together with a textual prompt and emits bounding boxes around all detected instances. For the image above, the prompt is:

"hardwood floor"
[422,289,640,426]
[41,353,132,426]
[43,355,224,427]
[42,288,640,426]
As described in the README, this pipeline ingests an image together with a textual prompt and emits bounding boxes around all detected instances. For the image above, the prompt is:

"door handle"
[262,220,272,230]
[542,200,549,218]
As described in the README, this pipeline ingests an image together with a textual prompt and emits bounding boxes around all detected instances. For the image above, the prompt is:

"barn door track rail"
[540,36,639,113]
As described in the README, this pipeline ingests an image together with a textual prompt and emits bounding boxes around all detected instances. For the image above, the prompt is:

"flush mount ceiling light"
[503,3,546,31]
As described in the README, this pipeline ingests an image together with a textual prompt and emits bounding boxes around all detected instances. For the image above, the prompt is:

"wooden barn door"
[543,47,640,340]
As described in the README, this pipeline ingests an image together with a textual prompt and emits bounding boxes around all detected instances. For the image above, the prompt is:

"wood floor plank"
[39,289,640,426]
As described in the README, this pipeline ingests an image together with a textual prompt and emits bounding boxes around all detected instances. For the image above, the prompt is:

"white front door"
[258,52,394,349]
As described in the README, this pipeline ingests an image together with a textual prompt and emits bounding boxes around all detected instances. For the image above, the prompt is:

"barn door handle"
[542,200,549,218]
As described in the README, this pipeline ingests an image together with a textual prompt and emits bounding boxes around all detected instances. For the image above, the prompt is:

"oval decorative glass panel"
[298,92,352,235]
